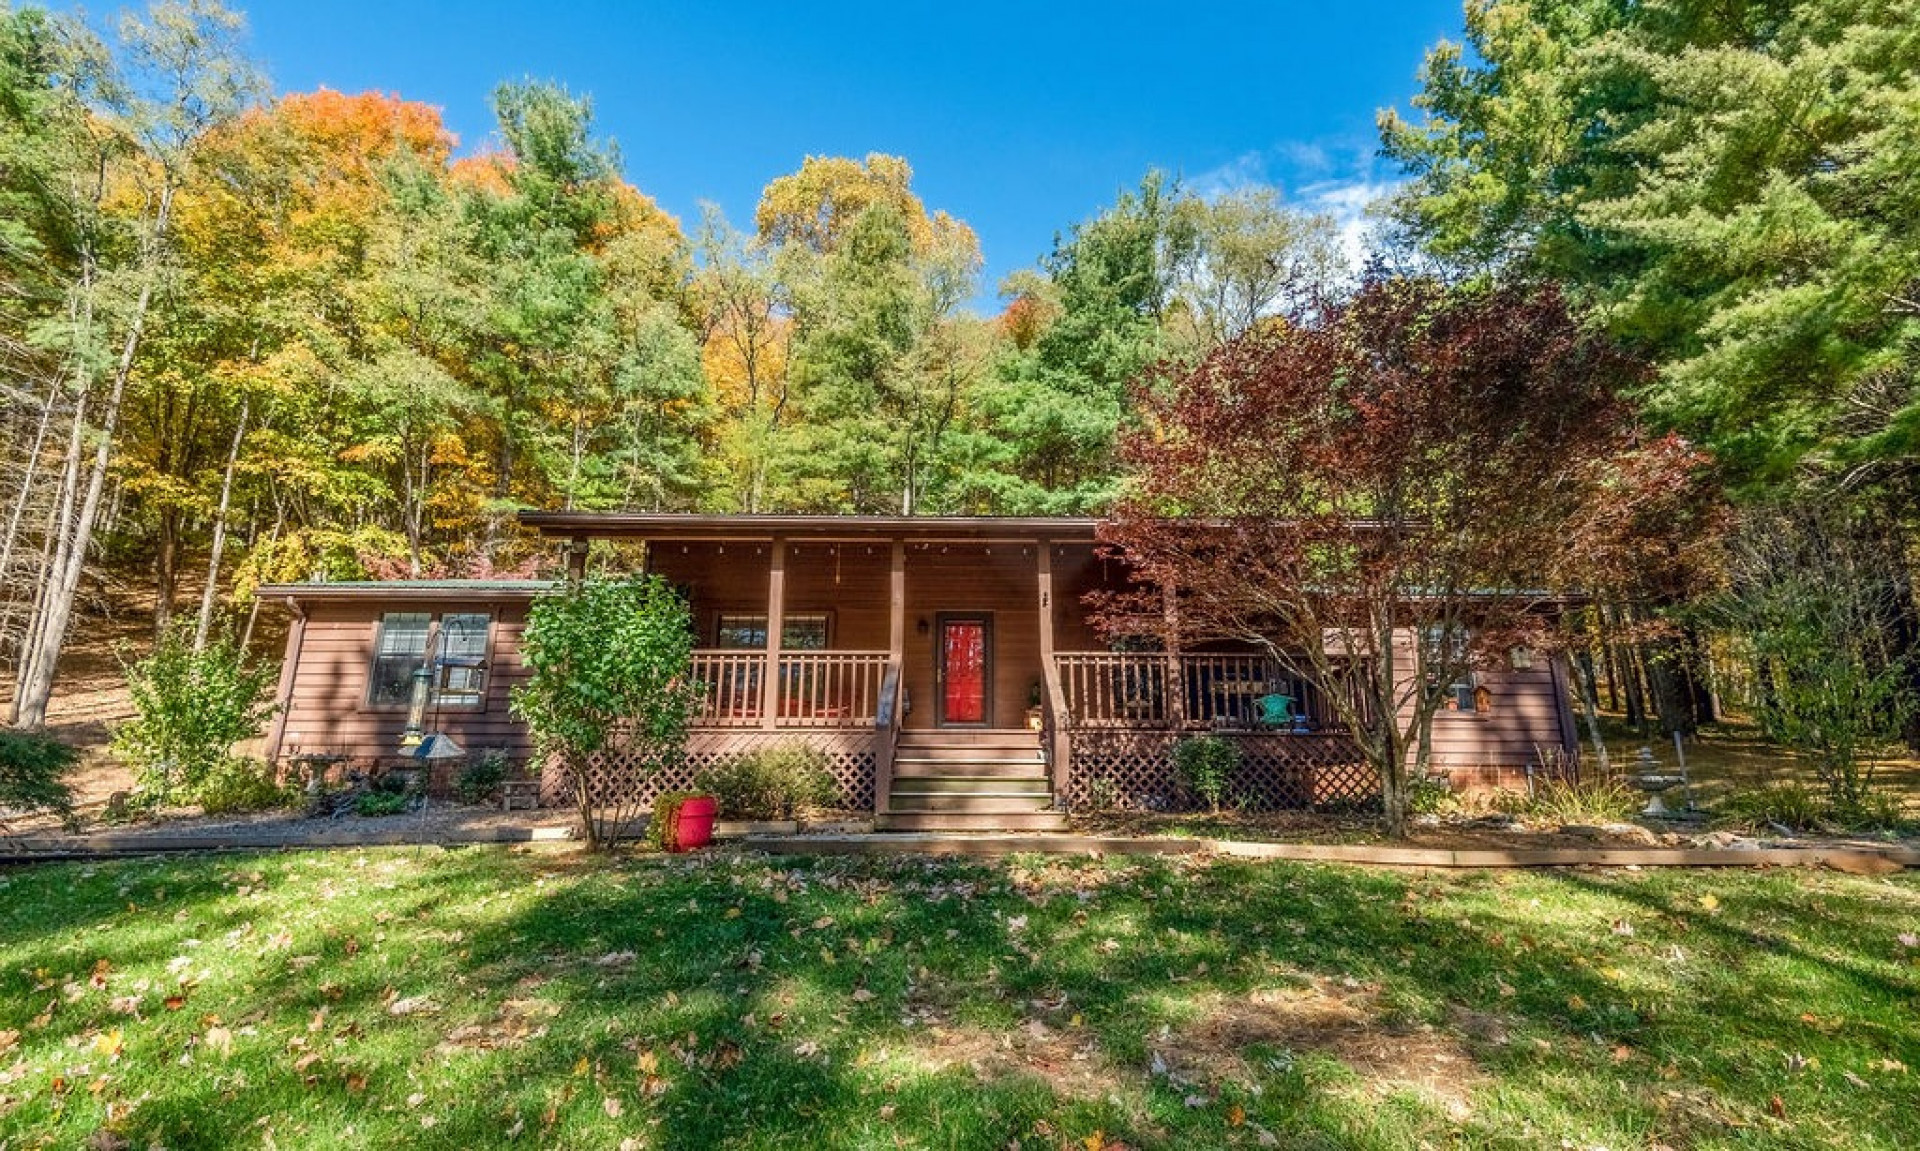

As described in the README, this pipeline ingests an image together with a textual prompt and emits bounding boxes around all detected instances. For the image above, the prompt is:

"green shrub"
[0,730,78,829]
[1170,735,1241,813]
[512,576,700,850]
[1406,772,1456,816]
[354,789,410,817]
[455,751,513,805]
[195,757,292,815]
[1715,782,1909,833]
[112,624,278,803]
[694,743,836,820]
[1838,790,1910,833]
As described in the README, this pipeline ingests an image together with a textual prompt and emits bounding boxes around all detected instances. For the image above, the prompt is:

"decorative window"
[367,611,491,709]
[715,612,829,650]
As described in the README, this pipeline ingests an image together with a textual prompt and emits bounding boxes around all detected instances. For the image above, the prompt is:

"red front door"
[938,617,990,726]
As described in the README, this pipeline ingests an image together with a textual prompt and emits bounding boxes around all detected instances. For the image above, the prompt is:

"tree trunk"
[1567,650,1612,776]
[154,506,180,635]
[11,186,171,729]
[193,395,248,651]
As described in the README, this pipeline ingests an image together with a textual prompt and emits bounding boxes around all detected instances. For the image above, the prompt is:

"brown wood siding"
[1421,663,1576,771]
[902,544,1045,730]
[275,600,535,766]
[1051,543,1127,649]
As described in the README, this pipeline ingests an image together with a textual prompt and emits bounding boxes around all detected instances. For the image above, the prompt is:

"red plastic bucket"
[670,795,718,852]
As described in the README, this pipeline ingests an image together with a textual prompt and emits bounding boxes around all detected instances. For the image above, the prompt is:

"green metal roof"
[254,579,558,601]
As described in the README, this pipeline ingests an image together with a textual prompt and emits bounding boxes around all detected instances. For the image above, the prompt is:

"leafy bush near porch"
[0,730,77,828]
[512,576,701,850]
[111,624,278,805]
[192,757,293,815]
[1170,734,1240,812]
[455,750,515,804]
[695,743,837,819]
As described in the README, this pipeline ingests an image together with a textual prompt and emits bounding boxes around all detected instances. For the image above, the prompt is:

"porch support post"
[875,539,906,815]
[1038,543,1071,799]
[760,538,786,730]
[1162,583,1186,729]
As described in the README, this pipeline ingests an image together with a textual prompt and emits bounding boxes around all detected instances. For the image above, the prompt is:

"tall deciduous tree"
[10,0,261,729]
[1102,277,1708,836]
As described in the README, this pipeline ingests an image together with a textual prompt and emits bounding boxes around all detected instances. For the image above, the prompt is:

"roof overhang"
[254,580,558,604]
[518,512,1103,544]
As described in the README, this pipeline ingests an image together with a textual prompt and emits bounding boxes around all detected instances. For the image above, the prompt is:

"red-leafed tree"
[1100,276,1716,836]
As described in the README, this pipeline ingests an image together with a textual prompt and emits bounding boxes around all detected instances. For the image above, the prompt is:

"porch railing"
[690,650,767,726]
[776,651,889,726]
[689,649,890,728]
[1053,651,1365,731]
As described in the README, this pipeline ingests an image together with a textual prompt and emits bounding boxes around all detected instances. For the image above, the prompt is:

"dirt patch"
[1158,978,1489,1115]
[896,1015,1129,1102]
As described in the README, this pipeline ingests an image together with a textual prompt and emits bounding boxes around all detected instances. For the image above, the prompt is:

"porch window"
[716,612,829,650]
[367,611,491,709]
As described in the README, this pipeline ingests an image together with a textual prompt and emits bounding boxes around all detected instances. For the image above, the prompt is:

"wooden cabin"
[257,514,1579,829]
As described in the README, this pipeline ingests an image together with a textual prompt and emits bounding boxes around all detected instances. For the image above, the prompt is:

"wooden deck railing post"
[875,541,906,815]
[761,538,785,730]
[1162,584,1185,730]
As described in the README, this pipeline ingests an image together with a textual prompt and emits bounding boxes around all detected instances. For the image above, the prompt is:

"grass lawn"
[2,848,1917,1149]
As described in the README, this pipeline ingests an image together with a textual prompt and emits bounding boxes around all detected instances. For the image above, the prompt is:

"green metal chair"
[1254,694,1294,729]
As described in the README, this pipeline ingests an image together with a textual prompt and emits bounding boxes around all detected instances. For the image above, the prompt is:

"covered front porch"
[519,514,1373,821]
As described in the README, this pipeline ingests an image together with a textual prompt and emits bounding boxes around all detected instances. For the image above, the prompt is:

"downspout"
[262,597,307,771]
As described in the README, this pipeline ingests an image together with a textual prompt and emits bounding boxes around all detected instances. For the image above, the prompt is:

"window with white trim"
[367,611,492,708]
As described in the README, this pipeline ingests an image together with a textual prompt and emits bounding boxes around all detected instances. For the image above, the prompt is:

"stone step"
[889,776,1051,795]
[876,810,1071,832]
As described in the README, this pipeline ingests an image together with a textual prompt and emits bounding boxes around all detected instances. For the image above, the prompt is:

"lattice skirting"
[1066,730,1376,812]
[540,729,878,812]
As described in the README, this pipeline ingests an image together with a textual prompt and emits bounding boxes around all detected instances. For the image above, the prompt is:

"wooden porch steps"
[878,728,1065,831]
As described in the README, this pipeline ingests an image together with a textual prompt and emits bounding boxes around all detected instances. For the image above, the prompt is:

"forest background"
[3,0,1918,803]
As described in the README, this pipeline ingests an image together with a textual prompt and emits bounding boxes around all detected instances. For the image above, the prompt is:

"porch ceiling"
[518,512,1103,544]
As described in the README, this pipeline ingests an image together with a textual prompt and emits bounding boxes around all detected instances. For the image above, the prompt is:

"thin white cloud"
[1298,176,1402,271]
[1186,139,1401,274]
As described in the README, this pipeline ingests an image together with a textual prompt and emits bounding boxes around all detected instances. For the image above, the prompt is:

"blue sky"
[149,1,1466,309]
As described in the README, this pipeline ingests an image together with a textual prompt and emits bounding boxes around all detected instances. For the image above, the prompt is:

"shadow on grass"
[2,848,1917,1149]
